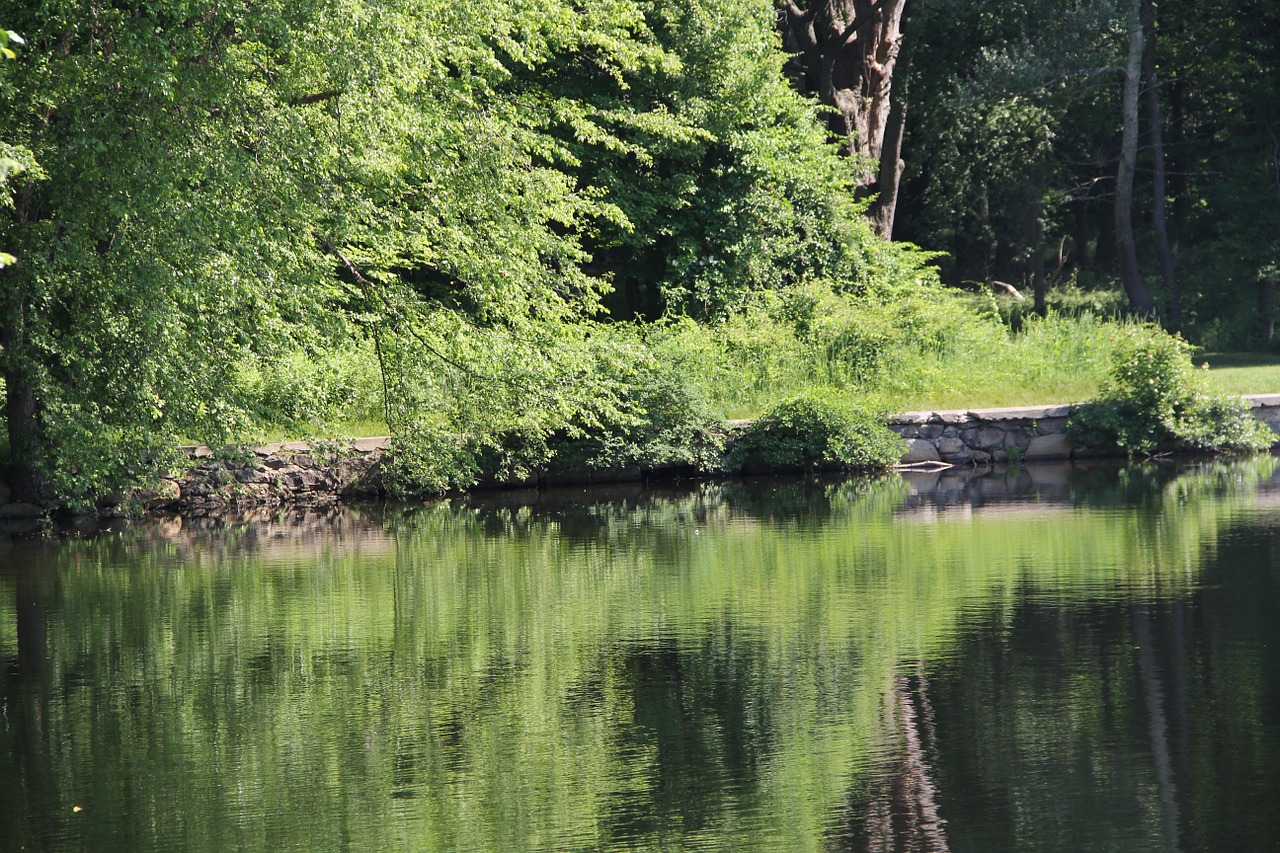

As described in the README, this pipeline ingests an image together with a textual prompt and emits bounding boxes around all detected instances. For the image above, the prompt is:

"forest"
[1,0,1278,505]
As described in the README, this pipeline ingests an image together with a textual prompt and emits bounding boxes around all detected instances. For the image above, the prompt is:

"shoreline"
[2,395,1279,523]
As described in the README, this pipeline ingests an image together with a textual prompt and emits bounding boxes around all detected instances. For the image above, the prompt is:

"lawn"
[1201,353,1280,396]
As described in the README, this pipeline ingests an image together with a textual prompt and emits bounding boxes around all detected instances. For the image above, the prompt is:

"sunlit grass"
[1200,352,1280,396]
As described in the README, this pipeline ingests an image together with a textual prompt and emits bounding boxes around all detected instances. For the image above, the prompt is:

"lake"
[3,458,1279,852]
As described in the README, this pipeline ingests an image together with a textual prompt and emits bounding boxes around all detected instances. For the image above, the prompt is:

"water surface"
[3,459,1279,851]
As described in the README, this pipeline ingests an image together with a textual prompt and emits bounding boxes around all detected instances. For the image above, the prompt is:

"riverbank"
[1,394,1266,519]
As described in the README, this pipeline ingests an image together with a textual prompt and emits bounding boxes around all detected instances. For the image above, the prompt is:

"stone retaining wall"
[158,437,391,512]
[890,393,1280,466]
[2,396,1279,519]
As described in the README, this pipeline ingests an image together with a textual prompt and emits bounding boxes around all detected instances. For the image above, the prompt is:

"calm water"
[3,459,1280,852]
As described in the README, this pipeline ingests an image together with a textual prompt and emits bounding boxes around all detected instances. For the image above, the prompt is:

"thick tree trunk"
[1143,0,1179,329]
[1116,0,1155,317]
[780,0,908,238]
[868,0,914,238]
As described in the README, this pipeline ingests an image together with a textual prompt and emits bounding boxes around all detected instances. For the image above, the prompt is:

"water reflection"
[1,458,1279,851]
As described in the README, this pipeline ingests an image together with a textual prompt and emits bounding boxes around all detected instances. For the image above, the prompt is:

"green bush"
[539,322,726,473]
[382,420,477,497]
[1068,326,1272,455]
[727,389,902,472]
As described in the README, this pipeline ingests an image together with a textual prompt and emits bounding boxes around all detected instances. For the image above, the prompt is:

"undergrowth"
[1068,326,1272,455]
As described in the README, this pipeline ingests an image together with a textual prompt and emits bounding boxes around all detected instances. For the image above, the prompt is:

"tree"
[777,0,910,238]
[0,0,688,503]
[1114,0,1155,316]
[1142,0,1178,328]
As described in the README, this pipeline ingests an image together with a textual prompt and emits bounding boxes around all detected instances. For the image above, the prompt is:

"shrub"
[727,389,902,472]
[382,420,477,497]
[545,322,726,473]
[1068,326,1272,455]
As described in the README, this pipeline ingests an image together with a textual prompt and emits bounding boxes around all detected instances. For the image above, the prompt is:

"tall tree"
[1115,0,1155,316]
[1142,0,1179,328]
[0,0,684,503]
[778,0,909,238]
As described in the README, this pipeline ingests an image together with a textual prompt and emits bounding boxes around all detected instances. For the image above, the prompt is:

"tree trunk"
[0,273,45,504]
[1116,0,1155,317]
[1074,194,1092,271]
[1169,78,1188,239]
[868,0,914,238]
[1143,0,1179,329]
[1260,278,1275,344]
[780,0,908,237]
[1032,201,1047,315]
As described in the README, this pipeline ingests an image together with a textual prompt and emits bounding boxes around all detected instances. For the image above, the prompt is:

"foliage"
[0,0,692,503]
[1068,326,1273,454]
[562,0,877,320]
[727,389,902,472]
[549,324,726,472]
[381,419,478,498]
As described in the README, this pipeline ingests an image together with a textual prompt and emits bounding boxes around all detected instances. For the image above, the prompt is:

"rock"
[976,427,1007,449]
[1036,417,1070,435]
[1024,432,1073,460]
[179,480,215,498]
[937,437,966,455]
[900,439,941,464]
[289,469,325,490]
[139,478,182,508]
[350,437,392,452]
[963,404,1075,421]
[233,467,272,485]
[0,502,43,519]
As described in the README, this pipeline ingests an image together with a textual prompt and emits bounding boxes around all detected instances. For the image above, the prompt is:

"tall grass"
[642,284,1133,419]
[213,283,1147,446]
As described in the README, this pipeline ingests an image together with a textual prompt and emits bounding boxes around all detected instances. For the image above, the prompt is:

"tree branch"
[314,233,478,376]
[288,90,343,106]
[836,0,890,51]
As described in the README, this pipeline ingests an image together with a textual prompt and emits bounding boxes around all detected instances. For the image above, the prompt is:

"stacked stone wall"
[1,397,1278,520]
